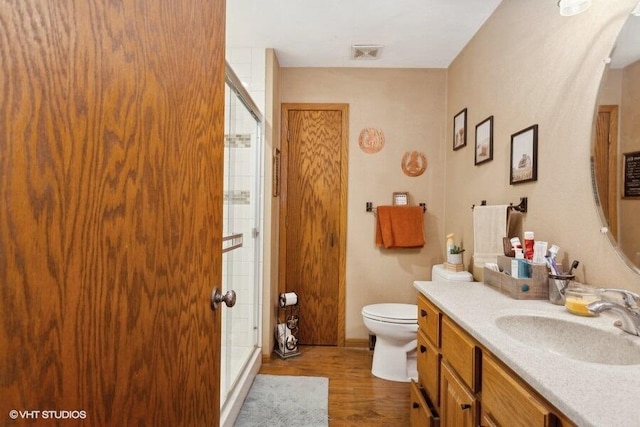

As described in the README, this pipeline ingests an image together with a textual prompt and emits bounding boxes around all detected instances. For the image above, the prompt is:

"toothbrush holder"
[548,273,575,305]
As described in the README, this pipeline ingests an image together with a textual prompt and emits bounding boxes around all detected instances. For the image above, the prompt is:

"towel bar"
[471,197,527,213]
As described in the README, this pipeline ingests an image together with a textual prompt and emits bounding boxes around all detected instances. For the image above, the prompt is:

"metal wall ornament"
[401,151,427,177]
[358,127,385,154]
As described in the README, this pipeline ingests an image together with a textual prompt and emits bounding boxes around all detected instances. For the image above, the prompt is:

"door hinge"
[252,227,259,238]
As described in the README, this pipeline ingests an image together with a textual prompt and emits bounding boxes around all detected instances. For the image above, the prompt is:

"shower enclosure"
[220,63,263,426]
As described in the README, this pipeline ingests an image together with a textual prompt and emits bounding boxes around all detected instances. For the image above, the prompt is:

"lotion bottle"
[446,233,455,255]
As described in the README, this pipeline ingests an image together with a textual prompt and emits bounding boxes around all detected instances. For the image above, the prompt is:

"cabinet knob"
[460,403,472,410]
[420,345,427,353]
[420,309,427,317]
[412,402,420,409]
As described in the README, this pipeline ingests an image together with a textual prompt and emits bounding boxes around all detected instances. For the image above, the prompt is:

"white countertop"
[414,280,640,427]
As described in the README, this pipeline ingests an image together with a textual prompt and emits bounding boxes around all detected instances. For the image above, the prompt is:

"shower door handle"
[211,288,237,311]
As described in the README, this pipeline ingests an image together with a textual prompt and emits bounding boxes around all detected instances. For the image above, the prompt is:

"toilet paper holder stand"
[275,292,301,359]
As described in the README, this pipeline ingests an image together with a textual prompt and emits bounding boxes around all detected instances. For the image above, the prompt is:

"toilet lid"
[362,303,418,324]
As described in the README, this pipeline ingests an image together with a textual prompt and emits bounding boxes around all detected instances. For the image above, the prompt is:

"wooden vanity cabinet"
[415,292,576,427]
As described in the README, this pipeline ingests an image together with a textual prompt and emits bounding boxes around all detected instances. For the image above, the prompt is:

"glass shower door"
[220,74,262,406]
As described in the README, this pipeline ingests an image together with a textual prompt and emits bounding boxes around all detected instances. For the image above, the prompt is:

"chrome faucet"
[600,288,640,309]
[588,289,640,336]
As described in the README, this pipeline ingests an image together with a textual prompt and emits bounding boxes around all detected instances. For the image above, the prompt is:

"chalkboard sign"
[623,151,640,198]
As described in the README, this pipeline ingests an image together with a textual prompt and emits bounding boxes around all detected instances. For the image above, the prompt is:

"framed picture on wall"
[510,124,538,185]
[453,108,467,151]
[474,116,493,165]
[623,151,640,198]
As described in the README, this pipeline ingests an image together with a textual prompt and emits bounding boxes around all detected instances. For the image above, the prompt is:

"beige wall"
[446,0,640,291]
[280,68,447,340]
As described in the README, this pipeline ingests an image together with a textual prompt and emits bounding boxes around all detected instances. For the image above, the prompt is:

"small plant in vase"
[447,245,465,265]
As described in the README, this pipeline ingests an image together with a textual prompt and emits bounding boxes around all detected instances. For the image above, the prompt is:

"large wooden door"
[0,1,225,425]
[280,104,348,346]
[594,105,618,237]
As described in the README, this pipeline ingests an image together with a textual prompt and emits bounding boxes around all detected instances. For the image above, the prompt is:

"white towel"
[473,205,509,279]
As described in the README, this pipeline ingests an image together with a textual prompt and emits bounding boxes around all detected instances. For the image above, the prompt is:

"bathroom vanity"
[411,280,640,427]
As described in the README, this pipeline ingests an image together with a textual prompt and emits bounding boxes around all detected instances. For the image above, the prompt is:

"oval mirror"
[593,9,640,275]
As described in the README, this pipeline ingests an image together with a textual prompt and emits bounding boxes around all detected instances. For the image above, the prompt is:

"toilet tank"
[432,264,473,282]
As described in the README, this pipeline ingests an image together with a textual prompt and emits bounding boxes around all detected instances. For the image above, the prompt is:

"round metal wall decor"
[358,128,385,154]
[401,151,427,177]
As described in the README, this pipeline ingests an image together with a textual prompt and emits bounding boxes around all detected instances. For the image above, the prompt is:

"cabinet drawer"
[417,329,440,408]
[441,316,480,392]
[410,380,440,427]
[482,354,556,427]
[418,294,440,347]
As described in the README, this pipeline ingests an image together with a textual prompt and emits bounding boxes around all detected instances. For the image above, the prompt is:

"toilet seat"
[362,303,417,324]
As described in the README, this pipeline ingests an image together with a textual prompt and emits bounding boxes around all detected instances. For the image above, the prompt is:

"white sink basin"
[494,314,640,365]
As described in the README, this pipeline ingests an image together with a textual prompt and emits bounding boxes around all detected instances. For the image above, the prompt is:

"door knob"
[211,288,237,310]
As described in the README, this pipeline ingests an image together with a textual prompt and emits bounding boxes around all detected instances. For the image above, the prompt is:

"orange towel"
[375,206,425,248]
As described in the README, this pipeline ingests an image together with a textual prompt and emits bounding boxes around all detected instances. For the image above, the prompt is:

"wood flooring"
[260,346,411,426]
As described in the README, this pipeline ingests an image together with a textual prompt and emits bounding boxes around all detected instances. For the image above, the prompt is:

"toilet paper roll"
[279,292,298,307]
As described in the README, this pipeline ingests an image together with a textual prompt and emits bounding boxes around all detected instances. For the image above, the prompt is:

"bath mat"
[234,374,329,427]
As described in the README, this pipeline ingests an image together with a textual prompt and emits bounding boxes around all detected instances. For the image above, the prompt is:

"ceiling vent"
[351,44,383,60]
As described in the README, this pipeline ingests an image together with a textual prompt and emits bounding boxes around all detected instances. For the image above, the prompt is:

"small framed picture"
[393,192,408,205]
[453,108,467,151]
[510,124,538,185]
[474,116,493,165]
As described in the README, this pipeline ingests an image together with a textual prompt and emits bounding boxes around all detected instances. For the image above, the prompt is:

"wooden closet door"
[0,1,225,425]
[281,104,348,346]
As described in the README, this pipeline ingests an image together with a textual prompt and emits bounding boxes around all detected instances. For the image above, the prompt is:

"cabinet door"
[440,361,477,427]
[417,329,440,408]
[441,316,480,392]
[418,294,441,346]
[482,354,557,427]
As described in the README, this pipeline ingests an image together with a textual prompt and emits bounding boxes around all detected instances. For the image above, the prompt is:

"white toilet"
[362,303,418,382]
[361,264,473,382]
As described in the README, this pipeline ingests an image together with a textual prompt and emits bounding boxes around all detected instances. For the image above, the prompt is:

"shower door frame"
[220,62,264,425]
